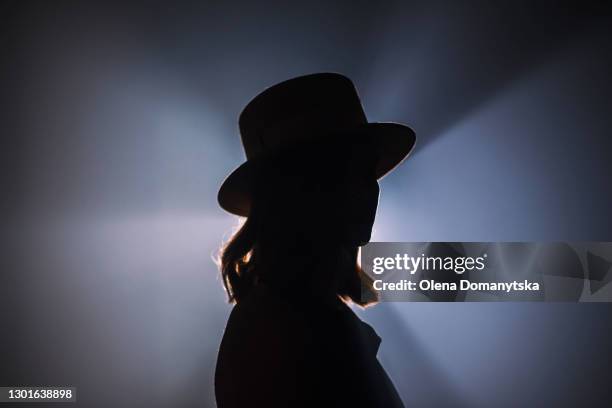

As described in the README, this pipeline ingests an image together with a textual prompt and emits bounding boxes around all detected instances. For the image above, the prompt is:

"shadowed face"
[257,137,380,247]
[332,145,380,246]
[303,139,380,247]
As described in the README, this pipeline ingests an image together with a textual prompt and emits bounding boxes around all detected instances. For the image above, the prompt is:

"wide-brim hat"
[218,73,416,216]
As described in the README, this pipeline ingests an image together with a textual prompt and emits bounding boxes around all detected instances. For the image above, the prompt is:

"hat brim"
[218,122,416,216]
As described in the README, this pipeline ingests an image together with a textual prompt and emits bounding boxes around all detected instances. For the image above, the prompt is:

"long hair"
[218,148,378,307]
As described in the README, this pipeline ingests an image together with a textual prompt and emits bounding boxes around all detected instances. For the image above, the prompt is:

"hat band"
[245,109,367,160]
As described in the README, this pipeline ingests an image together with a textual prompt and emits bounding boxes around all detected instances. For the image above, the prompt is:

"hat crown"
[238,73,368,160]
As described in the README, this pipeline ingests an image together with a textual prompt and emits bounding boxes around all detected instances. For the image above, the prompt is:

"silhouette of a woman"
[215,73,415,408]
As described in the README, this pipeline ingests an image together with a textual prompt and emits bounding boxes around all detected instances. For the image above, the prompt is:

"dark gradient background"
[2,1,612,407]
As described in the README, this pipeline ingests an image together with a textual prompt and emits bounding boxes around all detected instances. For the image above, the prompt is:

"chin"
[353,230,373,247]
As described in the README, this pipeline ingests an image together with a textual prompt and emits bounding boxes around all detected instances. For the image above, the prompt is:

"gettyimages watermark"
[360,242,612,302]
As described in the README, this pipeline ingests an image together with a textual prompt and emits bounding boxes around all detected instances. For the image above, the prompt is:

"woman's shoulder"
[223,285,311,347]
[229,284,293,321]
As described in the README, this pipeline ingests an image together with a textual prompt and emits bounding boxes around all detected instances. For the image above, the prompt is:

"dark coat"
[215,284,404,408]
